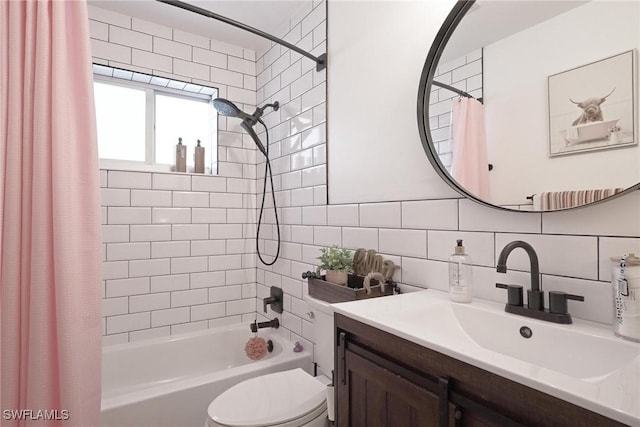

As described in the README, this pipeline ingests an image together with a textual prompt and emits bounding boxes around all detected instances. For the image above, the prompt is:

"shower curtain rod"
[155,0,327,71]
[432,80,482,102]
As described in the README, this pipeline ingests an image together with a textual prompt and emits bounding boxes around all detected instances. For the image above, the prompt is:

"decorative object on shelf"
[175,137,186,172]
[316,245,353,286]
[194,139,204,173]
[305,247,400,303]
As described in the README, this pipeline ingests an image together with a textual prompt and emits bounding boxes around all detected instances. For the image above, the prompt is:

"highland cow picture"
[548,50,636,156]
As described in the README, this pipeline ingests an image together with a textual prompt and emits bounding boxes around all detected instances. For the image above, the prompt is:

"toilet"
[205,295,335,427]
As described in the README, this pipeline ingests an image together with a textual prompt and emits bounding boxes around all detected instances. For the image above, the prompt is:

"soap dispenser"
[449,239,473,303]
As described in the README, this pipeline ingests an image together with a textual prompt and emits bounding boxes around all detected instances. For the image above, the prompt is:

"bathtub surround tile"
[108,171,151,189]
[129,258,171,277]
[103,297,129,316]
[191,240,226,256]
[210,224,243,240]
[130,225,171,242]
[151,307,190,327]
[171,289,208,307]
[107,312,150,334]
[152,173,191,191]
[172,224,209,240]
[103,261,129,280]
[192,208,227,224]
[106,242,150,261]
[150,274,190,292]
[171,256,208,274]
[192,176,227,192]
[108,207,151,225]
[102,225,129,243]
[226,298,256,315]
[191,271,226,289]
[100,188,130,206]
[173,191,209,207]
[106,277,150,297]
[151,241,190,258]
[208,254,243,271]
[130,190,172,207]
[129,293,171,313]
[152,208,191,224]
[191,302,226,321]
[210,193,244,208]
[209,285,242,302]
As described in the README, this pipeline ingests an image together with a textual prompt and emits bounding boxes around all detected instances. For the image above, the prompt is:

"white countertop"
[333,290,640,426]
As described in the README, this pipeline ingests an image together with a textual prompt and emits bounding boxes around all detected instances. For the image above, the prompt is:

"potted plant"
[316,245,353,286]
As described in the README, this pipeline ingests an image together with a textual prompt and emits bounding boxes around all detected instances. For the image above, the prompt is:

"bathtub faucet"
[250,318,280,333]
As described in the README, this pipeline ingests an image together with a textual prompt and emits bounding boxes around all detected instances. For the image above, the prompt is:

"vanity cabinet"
[335,313,627,427]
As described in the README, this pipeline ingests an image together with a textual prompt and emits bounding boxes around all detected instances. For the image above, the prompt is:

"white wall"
[327,0,457,204]
[484,1,640,206]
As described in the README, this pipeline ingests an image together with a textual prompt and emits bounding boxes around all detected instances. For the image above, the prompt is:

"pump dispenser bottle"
[449,239,473,303]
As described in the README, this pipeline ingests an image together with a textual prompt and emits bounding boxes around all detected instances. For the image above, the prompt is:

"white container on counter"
[611,253,640,342]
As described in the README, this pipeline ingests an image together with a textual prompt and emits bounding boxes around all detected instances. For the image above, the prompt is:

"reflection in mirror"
[93,64,218,174]
[422,0,640,211]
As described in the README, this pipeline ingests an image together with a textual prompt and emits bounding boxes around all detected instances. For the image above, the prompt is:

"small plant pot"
[325,270,348,286]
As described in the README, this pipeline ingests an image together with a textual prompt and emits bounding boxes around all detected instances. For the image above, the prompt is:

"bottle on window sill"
[194,139,205,174]
[175,137,186,173]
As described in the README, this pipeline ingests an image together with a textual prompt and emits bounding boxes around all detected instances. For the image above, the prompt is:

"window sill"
[99,159,217,176]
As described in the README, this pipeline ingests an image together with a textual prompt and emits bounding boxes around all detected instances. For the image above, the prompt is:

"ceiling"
[88,0,312,53]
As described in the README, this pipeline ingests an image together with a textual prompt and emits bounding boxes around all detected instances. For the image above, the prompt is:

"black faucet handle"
[549,291,584,315]
[496,283,524,306]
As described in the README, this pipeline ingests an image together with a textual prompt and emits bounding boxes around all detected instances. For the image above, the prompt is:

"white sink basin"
[334,290,640,425]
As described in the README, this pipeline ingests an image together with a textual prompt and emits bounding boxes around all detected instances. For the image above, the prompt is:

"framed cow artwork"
[547,50,636,157]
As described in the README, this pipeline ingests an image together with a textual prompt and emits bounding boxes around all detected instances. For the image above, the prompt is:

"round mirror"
[418,0,640,212]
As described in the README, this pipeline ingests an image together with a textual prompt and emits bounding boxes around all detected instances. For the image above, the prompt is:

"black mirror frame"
[416,0,640,212]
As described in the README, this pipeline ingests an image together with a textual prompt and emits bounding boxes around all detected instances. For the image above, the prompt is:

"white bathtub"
[101,324,312,427]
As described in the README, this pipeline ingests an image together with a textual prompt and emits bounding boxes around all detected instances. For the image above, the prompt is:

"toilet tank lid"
[207,368,326,427]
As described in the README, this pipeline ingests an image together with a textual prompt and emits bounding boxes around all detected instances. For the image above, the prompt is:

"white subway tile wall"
[91,2,260,343]
[95,3,640,356]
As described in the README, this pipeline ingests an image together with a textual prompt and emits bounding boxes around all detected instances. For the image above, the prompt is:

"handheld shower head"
[212,98,279,158]
[212,98,253,121]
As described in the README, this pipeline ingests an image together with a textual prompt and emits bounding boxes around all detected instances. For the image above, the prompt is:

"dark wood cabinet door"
[338,348,444,427]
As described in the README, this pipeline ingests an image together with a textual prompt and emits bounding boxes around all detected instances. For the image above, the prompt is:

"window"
[93,64,218,174]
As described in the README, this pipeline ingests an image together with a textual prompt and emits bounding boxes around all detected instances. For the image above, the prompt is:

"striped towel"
[534,188,624,210]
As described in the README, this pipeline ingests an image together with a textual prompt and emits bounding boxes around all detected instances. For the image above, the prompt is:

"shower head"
[212,97,280,157]
[213,98,249,120]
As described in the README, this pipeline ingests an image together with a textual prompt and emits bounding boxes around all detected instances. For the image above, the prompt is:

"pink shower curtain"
[451,98,490,200]
[1,1,102,426]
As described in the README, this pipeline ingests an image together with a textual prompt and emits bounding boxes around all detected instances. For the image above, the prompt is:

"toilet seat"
[207,369,327,427]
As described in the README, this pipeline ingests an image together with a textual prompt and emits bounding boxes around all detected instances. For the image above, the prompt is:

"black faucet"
[250,317,279,333]
[496,240,583,324]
